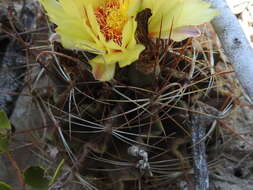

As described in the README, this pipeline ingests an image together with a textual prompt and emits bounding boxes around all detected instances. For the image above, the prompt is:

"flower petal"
[118,45,145,67]
[39,0,65,23]
[127,0,142,16]
[145,0,218,40]
[171,26,200,41]
[91,58,116,81]
[90,43,144,81]
[174,0,219,27]
[59,0,82,19]
[56,28,103,52]
[121,19,133,48]
[40,0,103,51]
[126,19,138,48]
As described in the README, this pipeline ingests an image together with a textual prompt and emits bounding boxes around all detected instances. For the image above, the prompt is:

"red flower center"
[95,0,128,45]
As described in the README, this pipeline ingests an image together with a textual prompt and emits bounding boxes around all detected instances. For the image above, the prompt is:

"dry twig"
[205,0,253,103]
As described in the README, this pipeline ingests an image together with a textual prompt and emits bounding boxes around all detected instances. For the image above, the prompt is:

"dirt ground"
[210,101,253,190]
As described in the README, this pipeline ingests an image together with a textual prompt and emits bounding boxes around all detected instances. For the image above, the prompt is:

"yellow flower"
[142,0,219,41]
[39,0,145,81]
